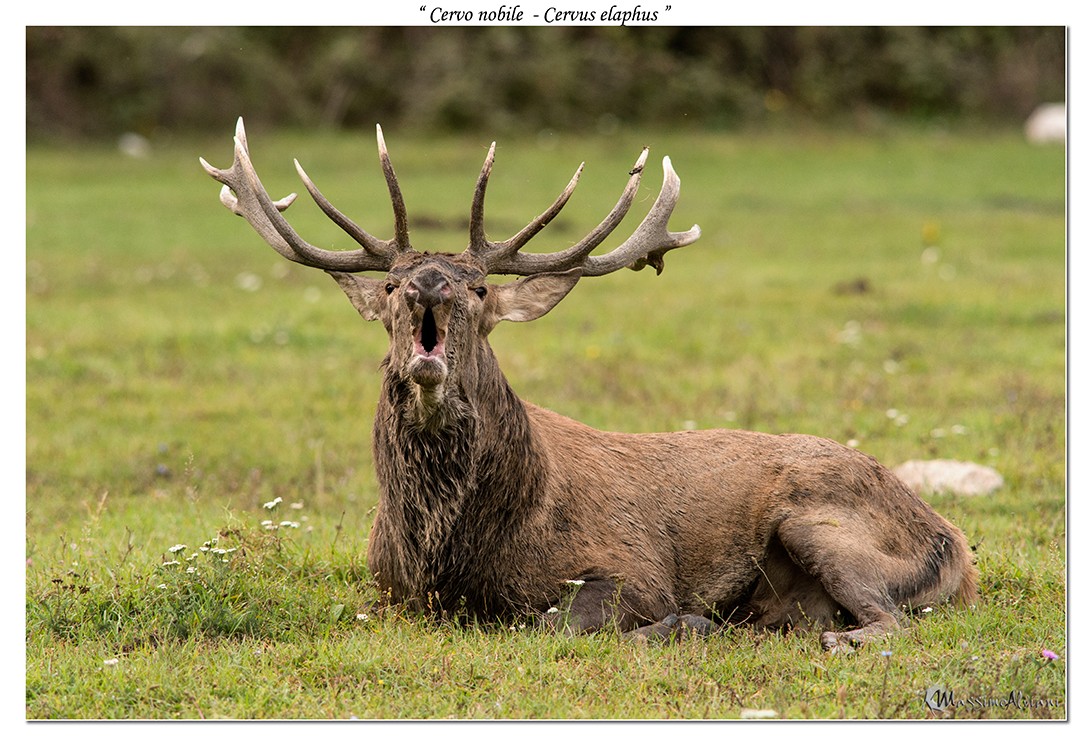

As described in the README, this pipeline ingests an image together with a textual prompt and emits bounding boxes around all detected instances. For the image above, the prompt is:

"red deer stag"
[201,119,977,651]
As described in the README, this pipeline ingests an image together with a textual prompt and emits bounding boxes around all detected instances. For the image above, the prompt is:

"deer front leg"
[546,578,713,640]
[625,613,716,641]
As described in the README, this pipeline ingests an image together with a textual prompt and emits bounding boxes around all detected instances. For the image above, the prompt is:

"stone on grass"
[893,459,1003,497]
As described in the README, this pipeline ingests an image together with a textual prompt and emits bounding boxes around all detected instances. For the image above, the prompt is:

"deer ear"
[327,271,386,321]
[491,268,582,323]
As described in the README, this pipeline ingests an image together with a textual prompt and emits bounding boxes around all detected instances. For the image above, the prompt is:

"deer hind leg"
[776,515,906,653]
[742,535,842,633]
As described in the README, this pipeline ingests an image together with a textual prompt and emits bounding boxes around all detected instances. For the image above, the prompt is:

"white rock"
[1024,103,1066,145]
[894,459,1003,497]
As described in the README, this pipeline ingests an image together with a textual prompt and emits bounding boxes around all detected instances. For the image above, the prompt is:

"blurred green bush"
[26,26,1065,140]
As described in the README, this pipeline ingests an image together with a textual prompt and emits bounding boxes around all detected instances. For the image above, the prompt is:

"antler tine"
[581,156,701,276]
[483,148,684,277]
[293,158,400,263]
[466,142,587,267]
[199,119,300,263]
[376,124,411,251]
[468,141,497,250]
[200,117,405,273]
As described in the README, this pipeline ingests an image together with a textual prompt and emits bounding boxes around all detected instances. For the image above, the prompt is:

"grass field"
[25,123,1066,720]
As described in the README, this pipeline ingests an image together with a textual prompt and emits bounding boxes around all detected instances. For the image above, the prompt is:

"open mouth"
[413,307,446,360]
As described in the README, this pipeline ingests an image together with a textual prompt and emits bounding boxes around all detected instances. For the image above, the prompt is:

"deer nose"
[405,268,451,309]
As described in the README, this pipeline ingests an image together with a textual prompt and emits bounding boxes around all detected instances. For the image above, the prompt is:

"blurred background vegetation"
[26,26,1065,141]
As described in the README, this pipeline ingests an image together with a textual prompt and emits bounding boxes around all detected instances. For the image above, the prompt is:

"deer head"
[200,119,701,421]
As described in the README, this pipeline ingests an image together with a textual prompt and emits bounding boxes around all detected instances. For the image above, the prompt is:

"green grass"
[25,123,1066,719]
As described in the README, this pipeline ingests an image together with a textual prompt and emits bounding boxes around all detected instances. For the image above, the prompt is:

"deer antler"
[465,146,701,277]
[203,120,699,277]
[200,117,410,272]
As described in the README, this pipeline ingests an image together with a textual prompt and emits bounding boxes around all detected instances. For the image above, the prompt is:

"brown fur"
[332,253,977,652]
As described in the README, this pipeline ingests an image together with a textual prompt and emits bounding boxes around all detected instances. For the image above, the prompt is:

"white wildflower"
[162,560,181,567]
[356,613,370,622]
[546,607,560,614]
[167,544,186,554]
[235,272,262,292]
[263,497,283,510]
[565,579,586,586]
[279,520,301,529]
[836,320,862,345]
[186,566,198,574]
[740,708,778,719]
[156,583,167,590]
[290,502,305,510]
[103,658,119,667]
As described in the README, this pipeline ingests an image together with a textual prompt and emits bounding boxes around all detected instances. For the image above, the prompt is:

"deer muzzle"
[405,268,451,387]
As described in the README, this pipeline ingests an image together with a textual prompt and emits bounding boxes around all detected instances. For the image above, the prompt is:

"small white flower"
[290,502,304,510]
[162,560,181,567]
[356,613,369,621]
[186,566,197,574]
[846,439,860,448]
[546,607,560,614]
[168,544,186,554]
[263,497,283,510]
[103,658,119,666]
[156,583,167,590]
[235,272,262,292]
[279,520,300,528]
[565,579,586,586]
[922,606,933,613]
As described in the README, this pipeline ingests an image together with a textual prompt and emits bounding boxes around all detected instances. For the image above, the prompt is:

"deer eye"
[473,286,488,299]
[385,283,397,295]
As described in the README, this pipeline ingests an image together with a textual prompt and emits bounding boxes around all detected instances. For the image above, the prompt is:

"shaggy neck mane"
[371,346,545,614]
